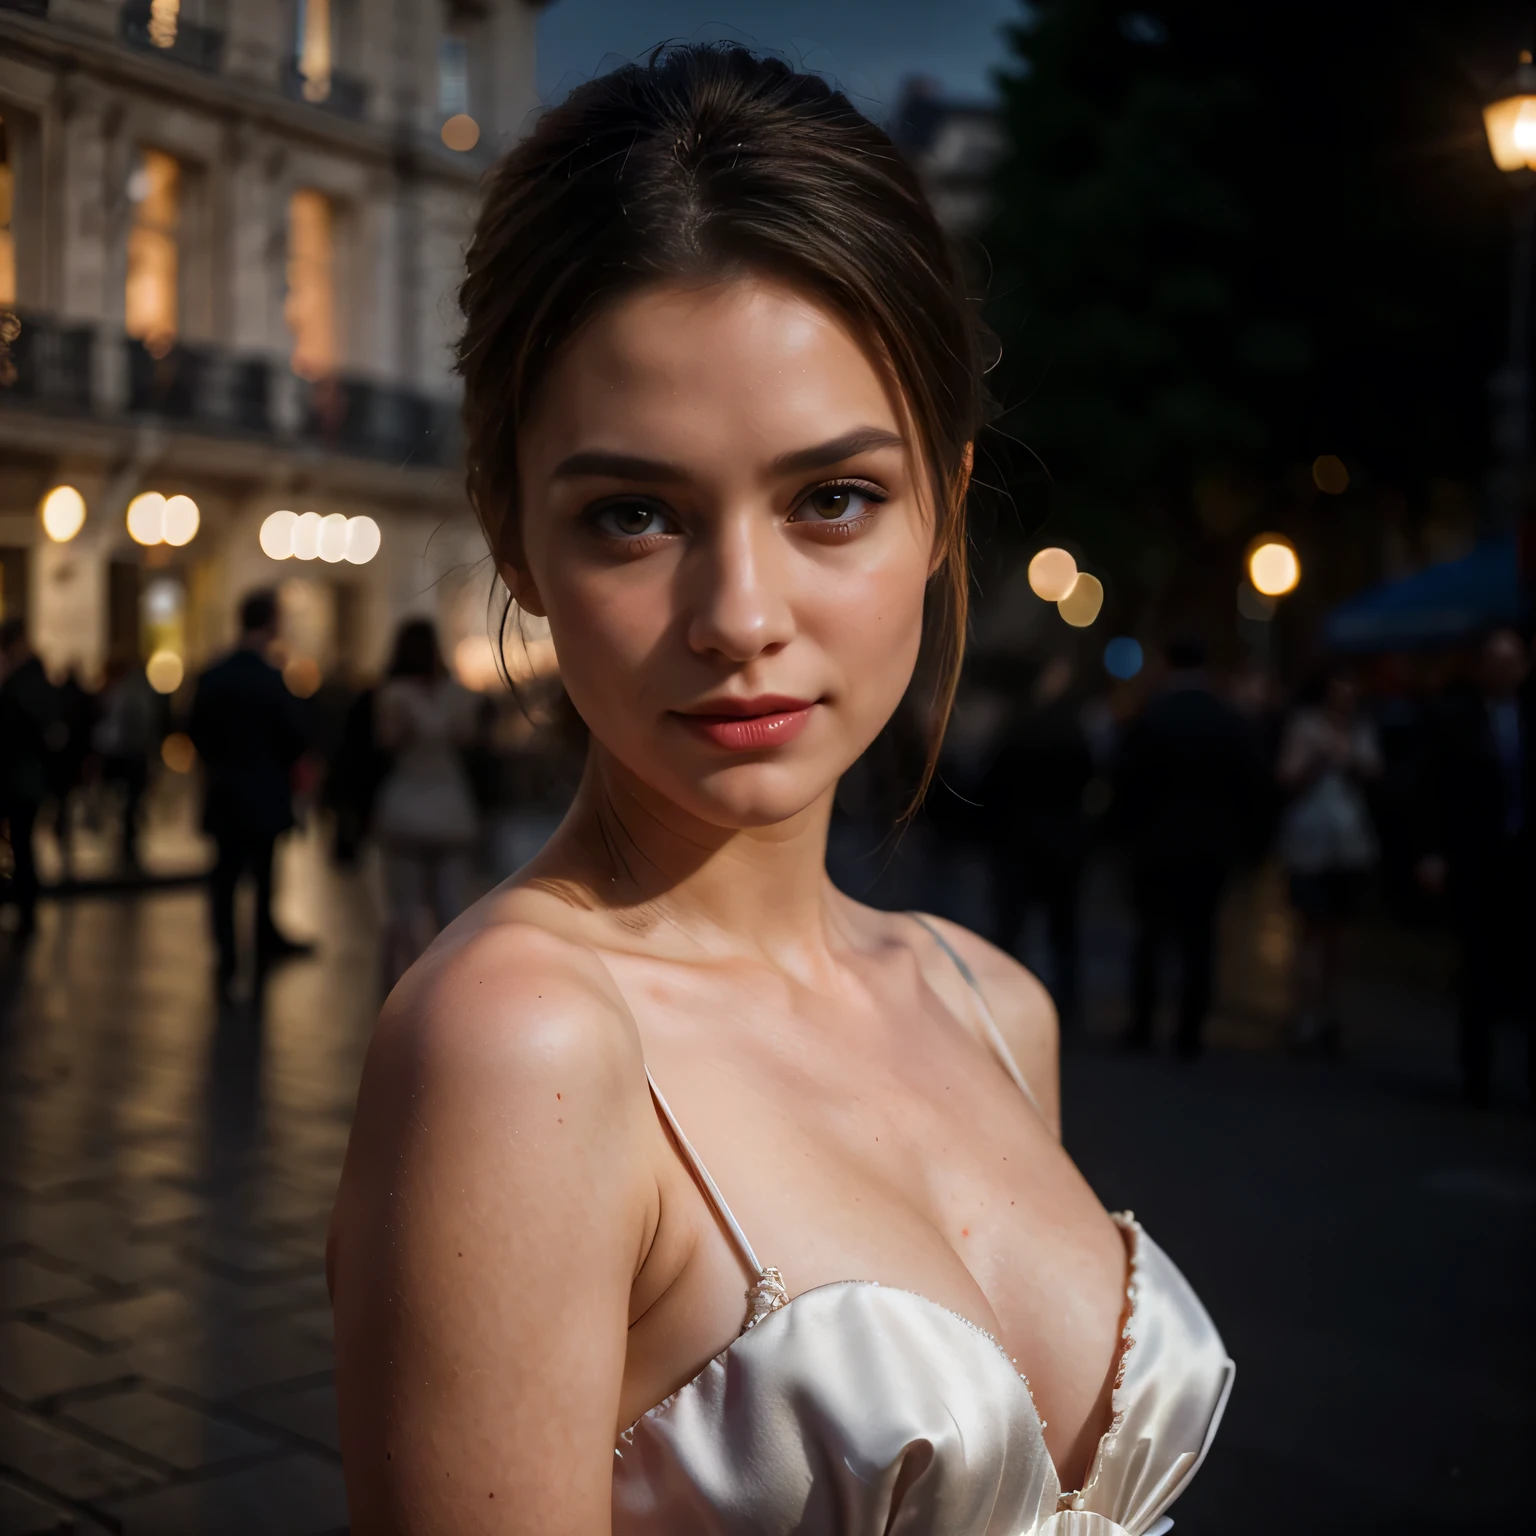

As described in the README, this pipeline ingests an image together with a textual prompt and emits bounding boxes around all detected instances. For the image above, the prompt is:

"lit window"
[125,147,180,356]
[285,189,336,380]
[295,0,333,103]
[0,116,14,307]
[148,0,181,49]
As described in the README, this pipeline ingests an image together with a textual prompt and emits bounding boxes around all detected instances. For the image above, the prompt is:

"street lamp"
[1483,52,1536,549]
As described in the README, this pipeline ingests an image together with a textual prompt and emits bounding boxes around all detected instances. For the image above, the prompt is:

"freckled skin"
[329,278,1128,1536]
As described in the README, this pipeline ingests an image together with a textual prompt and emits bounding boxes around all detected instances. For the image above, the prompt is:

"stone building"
[0,0,544,691]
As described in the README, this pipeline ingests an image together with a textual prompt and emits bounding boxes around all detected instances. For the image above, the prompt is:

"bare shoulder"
[907,911,1061,1136]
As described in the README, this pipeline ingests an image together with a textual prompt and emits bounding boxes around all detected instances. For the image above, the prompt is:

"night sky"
[537,0,1022,118]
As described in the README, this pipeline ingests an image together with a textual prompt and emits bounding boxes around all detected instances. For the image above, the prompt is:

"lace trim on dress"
[743,1266,790,1329]
[1056,1212,1142,1512]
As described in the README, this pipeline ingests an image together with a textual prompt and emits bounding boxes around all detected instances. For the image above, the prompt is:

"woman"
[372,619,479,984]
[1277,667,1382,1056]
[330,47,1232,1535]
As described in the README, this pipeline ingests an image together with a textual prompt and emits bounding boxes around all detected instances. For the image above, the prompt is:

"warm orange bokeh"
[125,147,180,352]
[286,188,337,381]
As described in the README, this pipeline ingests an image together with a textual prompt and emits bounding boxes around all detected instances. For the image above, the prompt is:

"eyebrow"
[549,425,906,484]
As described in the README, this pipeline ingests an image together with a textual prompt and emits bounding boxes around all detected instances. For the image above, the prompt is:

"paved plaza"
[1,829,1532,1533]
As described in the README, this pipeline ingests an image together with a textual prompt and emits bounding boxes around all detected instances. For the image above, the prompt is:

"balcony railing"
[0,310,457,470]
[126,337,270,433]
[119,0,224,73]
[280,57,370,121]
[0,310,94,412]
[297,376,459,468]
[0,1,50,17]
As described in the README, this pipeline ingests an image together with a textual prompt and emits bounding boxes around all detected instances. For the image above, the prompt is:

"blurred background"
[0,2,1532,1533]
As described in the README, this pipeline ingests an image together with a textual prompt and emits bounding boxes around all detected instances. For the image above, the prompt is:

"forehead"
[524,278,903,460]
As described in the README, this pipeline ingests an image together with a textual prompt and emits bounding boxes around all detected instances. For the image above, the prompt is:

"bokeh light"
[1058,572,1105,628]
[40,485,86,543]
[454,635,502,692]
[262,509,379,564]
[291,511,322,561]
[344,515,381,564]
[145,649,184,694]
[1104,636,1144,679]
[441,114,481,151]
[162,494,200,546]
[160,732,197,773]
[260,509,297,559]
[283,655,322,698]
[1247,535,1301,597]
[1028,547,1079,602]
[126,492,167,546]
[317,512,349,563]
[1312,455,1349,494]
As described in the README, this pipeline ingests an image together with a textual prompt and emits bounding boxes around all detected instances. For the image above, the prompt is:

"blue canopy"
[1323,536,1525,652]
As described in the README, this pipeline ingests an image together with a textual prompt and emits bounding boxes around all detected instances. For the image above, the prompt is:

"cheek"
[539,562,674,711]
[810,545,929,710]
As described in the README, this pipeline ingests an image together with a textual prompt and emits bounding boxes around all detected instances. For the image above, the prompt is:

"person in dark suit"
[189,590,312,993]
[0,620,55,940]
[1416,627,1534,1106]
[980,657,1095,1027]
[1113,637,1259,1059]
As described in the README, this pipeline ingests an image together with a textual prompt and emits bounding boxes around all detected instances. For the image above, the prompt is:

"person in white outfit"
[1277,667,1382,1054]
[372,620,479,985]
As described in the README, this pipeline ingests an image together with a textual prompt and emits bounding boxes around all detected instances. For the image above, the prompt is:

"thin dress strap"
[907,912,1044,1117]
[644,1067,790,1329]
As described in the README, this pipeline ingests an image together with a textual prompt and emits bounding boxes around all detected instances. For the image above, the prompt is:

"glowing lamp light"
[441,114,481,152]
[1484,55,1536,172]
[40,485,87,543]
[344,515,381,564]
[1311,455,1349,495]
[162,494,200,546]
[291,511,322,561]
[261,509,380,564]
[1246,535,1301,598]
[1057,572,1105,628]
[145,649,184,695]
[317,512,349,563]
[160,732,197,773]
[1028,547,1079,602]
[283,656,322,698]
[260,509,297,559]
[126,492,167,546]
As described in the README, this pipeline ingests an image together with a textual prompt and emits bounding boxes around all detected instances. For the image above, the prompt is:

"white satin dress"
[613,918,1235,1536]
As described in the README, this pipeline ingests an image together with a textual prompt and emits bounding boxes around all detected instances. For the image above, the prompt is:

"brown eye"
[806,486,855,520]
[792,482,885,524]
[594,501,672,538]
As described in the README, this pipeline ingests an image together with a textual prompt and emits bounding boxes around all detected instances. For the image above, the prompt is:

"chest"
[615,961,1123,1447]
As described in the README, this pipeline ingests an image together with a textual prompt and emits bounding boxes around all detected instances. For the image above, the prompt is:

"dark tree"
[983,0,1525,630]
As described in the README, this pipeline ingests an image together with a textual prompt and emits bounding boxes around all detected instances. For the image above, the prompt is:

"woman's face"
[512,277,937,830]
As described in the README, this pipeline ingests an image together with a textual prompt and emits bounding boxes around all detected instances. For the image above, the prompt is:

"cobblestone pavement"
[1,829,1532,1533]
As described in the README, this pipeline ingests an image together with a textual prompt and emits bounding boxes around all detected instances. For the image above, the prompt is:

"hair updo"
[457,43,988,802]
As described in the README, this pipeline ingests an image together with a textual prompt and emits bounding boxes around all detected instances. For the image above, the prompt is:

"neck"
[549,743,844,962]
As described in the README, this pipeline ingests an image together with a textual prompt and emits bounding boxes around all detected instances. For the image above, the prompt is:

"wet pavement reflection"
[0,830,1532,1533]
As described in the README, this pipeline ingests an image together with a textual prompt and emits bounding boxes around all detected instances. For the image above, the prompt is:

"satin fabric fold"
[613,1218,1233,1535]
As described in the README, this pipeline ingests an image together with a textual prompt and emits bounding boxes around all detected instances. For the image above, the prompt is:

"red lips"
[672,695,818,752]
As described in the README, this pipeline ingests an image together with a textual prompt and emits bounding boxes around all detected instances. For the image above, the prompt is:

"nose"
[683,512,795,664]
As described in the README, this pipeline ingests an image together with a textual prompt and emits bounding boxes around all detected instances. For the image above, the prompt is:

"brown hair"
[457,44,986,806]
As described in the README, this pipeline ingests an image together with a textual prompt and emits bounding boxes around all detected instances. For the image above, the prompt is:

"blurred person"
[323,683,389,867]
[0,619,51,938]
[372,619,479,985]
[1416,627,1534,1106]
[92,656,160,874]
[330,49,1232,1536]
[44,667,94,880]
[188,590,313,996]
[980,656,1094,1027]
[1114,636,1258,1059]
[1276,667,1382,1056]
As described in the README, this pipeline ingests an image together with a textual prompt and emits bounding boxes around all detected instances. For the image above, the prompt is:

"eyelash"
[584,478,889,552]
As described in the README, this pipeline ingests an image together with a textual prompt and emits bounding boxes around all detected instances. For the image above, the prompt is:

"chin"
[660,757,840,830]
